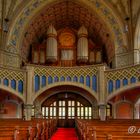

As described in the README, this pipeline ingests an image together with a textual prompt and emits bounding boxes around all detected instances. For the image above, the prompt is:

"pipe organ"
[31,25,102,66]
[46,25,58,63]
[32,43,46,64]
[77,26,88,63]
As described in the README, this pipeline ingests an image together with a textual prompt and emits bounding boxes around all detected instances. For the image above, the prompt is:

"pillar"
[24,66,34,120]
[24,104,33,120]
[98,104,106,121]
[34,100,43,118]
[134,49,140,64]
[134,104,140,119]
[98,65,106,121]
[98,66,106,104]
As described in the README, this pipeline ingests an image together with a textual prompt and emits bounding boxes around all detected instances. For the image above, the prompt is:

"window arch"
[123,78,128,86]
[115,79,120,89]
[11,79,16,90]
[3,78,9,86]
[108,80,113,93]
[42,100,92,119]
[35,75,40,92]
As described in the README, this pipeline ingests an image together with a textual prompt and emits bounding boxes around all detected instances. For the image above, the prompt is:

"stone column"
[24,104,33,120]
[17,103,22,118]
[24,66,34,120]
[134,104,140,119]
[34,100,43,118]
[98,65,106,105]
[98,65,106,121]
[98,104,106,121]
[0,50,3,66]
[26,66,34,104]
[134,49,140,64]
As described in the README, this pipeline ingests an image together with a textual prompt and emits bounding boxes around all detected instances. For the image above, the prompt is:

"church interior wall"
[0,0,140,120]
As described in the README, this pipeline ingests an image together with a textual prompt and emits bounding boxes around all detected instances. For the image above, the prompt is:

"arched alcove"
[107,87,140,119]
[0,89,24,119]
[33,84,98,126]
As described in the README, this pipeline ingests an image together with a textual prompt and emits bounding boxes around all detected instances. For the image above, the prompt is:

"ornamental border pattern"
[34,65,98,77]
[105,65,140,81]
[0,68,24,81]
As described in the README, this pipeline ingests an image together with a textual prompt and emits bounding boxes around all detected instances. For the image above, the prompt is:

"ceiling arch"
[6,0,127,63]
[22,0,114,62]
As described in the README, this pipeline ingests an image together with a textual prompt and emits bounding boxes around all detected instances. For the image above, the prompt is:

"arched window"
[92,75,97,92]
[73,76,78,82]
[54,76,59,82]
[115,79,120,89]
[18,80,23,93]
[66,76,71,81]
[42,75,46,87]
[11,79,16,90]
[48,76,53,84]
[80,76,84,84]
[86,75,90,87]
[60,76,65,82]
[123,78,128,86]
[130,77,136,83]
[3,78,9,86]
[42,100,92,120]
[35,75,40,92]
[106,103,112,118]
[108,80,113,93]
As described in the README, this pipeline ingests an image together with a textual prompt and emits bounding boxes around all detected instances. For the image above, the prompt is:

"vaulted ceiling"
[22,0,113,62]
[0,0,140,63]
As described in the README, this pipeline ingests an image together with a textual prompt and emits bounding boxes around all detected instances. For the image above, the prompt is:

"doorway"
[41,92,92,127]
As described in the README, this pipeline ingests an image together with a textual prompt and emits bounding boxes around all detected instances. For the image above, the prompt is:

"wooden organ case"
[31,27,103,66]
[58,29,76,67]
[32,42,46,64]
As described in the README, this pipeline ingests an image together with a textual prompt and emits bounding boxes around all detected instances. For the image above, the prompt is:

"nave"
[0,118,140,140]
[51,128,78,140]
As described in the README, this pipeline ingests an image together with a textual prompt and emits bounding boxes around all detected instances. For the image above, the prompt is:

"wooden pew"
[0,118,57,140]
[75,119,140,140]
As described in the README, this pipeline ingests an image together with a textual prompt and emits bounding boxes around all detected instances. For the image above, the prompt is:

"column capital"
[24,104,34,120]
[24,65,34,71]
[98,102,107,106]
[24,104,34,108]
[98,104,106,121]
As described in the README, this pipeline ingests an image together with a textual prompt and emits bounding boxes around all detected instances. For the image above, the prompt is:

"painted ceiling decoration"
[22,0,114,63]
[5,0,128,63]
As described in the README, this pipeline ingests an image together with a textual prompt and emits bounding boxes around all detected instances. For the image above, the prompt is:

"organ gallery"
[31,25,102,67]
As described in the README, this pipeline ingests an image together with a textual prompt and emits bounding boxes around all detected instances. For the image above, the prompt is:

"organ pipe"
[77,25,88,63]
[46,25,58,62]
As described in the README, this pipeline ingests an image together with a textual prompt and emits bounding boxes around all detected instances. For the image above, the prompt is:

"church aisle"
[50,128,79,140]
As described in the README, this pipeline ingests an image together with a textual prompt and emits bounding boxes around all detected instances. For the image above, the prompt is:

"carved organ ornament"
[31,25,102,66]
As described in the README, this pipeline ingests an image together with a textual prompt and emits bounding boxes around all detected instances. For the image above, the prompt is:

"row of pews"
[0,118,57,140]
[75,119,140,140]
